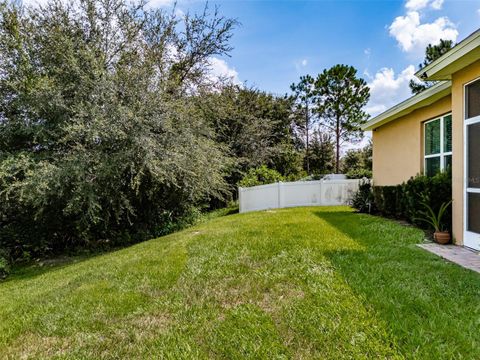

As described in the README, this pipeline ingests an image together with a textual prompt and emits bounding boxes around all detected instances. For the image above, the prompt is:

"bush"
[0,0,236,261]
[404,172,452,229]
[0,249,11,280]
[381,186,399,216]
[370,172,452,232]
[346,169,372,179]
[238,166,285,187]
[350,180,374,213]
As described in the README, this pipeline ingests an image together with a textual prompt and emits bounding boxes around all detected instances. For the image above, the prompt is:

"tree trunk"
[305,102,310,174]
[335,117,340,174]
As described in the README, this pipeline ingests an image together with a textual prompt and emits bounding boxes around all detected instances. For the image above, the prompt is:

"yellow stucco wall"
[372,59,480,245]
[450,59,480,245]
[372,95,451,186]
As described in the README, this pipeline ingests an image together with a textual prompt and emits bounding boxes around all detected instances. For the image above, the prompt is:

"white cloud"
[406,0,429,11]
[405,0,444,10]
[430,0,444,10]
[208,57,240,84]
[365,65,416,116]
[301,59,308,66]
[389,11,458,55]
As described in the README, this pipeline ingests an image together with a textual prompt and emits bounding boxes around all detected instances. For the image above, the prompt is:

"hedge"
[355,172,452,232]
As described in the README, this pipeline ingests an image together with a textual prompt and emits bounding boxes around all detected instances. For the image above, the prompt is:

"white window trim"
[464,77,480,248]
[423,113,452,176]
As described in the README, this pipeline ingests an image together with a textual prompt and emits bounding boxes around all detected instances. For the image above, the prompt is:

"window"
[424,114,452,177]
[466,79,480,119]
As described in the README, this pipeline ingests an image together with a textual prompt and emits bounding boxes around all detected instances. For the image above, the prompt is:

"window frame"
[423,113,452,176]
[464,77,480,248]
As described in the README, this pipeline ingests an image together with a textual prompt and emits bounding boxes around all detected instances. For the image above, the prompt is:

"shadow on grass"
[3,206,239,284]
[5,251,110,284]
[314,210,480,358]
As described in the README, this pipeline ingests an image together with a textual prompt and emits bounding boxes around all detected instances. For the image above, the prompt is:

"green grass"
[1,207,479,359]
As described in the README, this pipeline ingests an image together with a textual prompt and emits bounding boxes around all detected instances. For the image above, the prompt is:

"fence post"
[238,187,243,213]
[319,179,324,205]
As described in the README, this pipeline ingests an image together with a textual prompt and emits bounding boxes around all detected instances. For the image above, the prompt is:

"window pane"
[467,80,480,119]
[468,122,480,188]
[425,120,440,155]
[468,193,480,234]
[443,115,452,152]
[425,157,441,177]
[444,155,452,172]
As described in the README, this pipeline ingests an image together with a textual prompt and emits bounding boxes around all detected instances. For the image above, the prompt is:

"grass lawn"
[1,207,479,359]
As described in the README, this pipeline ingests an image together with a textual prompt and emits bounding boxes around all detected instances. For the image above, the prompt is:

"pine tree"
[409,39,454,95]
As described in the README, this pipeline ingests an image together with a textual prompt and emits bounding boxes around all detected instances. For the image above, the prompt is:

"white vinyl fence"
[238,179,361,213]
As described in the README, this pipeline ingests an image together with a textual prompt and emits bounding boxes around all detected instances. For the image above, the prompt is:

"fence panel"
[239,179,361,213]
[320,180,360,206]
[281,181,322,208]
[239,183,279,213]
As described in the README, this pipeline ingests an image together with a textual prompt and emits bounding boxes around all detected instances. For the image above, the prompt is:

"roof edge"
[362,81,451,131]
[415,29,480,81]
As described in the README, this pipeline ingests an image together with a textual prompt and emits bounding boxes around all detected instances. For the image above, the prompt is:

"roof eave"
[415,30,480,81]
[362,81,452,131]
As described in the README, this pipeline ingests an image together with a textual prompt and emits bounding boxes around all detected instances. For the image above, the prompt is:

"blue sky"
[26,0,480,115]
[155,0,480,116]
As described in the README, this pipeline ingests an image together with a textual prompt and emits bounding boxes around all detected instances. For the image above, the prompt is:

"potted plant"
[416,200,453,244]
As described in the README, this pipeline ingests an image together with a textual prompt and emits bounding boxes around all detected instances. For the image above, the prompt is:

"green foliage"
[0,249,10,279]
[372,172,452,232]
[415,198,452,232]
[268,141,305,179]
[314,65,370,173]
[198,85,300,186]
[404,171,452,228]
[343,142,372,179]
[238,166,285,187]
[0,0,237,259]
[346,168,372,179]
[350,180,373,213]
[409,39,454,95]
[423,40,454,66]
[290,66,370,175]
[309,130,335,175]
[290,75,317,174]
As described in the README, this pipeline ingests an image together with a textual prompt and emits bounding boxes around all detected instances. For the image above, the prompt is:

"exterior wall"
[372,95,451,186]
[450,59,480,245]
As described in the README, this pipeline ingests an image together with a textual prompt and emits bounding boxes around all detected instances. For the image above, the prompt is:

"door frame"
[463,76,480,250]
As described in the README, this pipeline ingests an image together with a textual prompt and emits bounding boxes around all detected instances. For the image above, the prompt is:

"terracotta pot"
[434,231,451,244]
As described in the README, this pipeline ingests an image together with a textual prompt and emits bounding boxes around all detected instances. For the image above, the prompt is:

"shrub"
[350,180,374,213]
[370,172,452,232]
[0,249,10,280]
[346,169,372,179]
[285,170,308,182]
[404,172,452,229]
[238,166,285,187]
[381,186,399,216]
[372,186,384,213]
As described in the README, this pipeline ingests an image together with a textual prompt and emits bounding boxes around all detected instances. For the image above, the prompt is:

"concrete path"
[418,243,480,274]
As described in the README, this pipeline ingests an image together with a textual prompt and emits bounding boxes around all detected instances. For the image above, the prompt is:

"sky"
[24,0,480,117]
[151,0,480,117]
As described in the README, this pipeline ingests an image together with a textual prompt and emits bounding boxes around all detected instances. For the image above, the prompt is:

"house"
[363,29,480,251]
